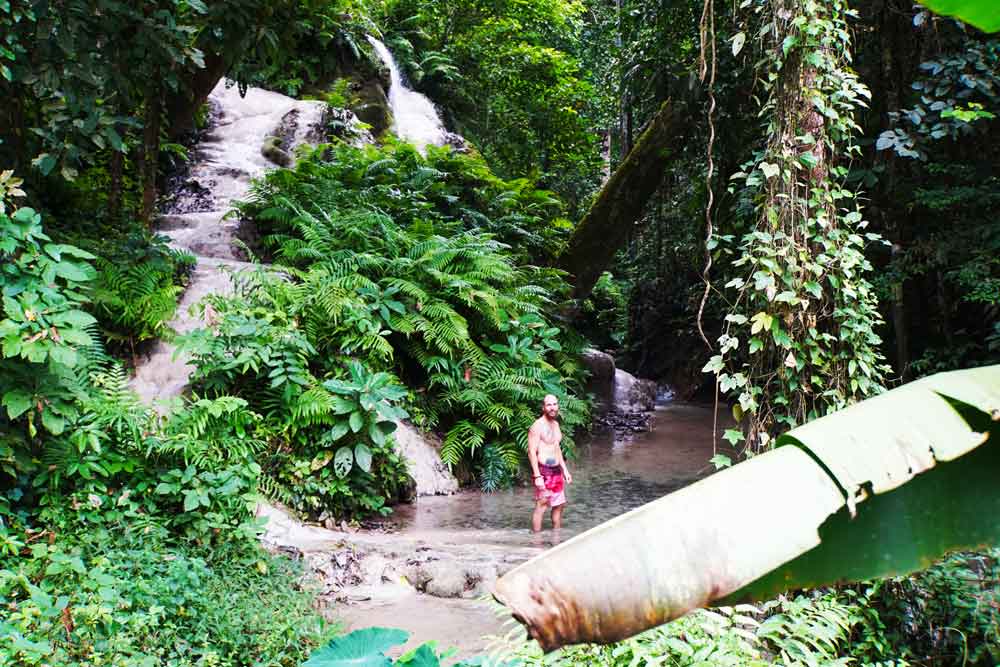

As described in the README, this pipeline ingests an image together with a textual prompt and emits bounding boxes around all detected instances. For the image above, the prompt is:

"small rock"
[423,562,466,598]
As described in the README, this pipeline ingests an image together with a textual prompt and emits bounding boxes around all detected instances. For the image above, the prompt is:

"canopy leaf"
[919,0,1000,32]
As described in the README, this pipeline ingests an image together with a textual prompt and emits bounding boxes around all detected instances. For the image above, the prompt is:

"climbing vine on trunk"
[705,0,890,451]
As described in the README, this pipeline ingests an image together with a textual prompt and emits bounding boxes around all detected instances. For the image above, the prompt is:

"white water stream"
[367,36,447,149]
[131,82,326,405]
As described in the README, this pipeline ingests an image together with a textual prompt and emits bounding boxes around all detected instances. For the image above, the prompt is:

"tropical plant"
[0,529,332,667]
[302,626,486,667]
[223,142,590,491]
[706,0,890,452]
[89,231,195,351]
[0,204,101,438]
[175,265,412,519]
[494,364,1000,650]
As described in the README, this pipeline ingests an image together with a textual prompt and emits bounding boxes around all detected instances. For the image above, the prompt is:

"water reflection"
[387,403,727,547]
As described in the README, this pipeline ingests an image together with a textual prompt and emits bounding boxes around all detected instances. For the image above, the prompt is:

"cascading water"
[131,82,326,406]
[129,80,459,497]
[367,36,447,149]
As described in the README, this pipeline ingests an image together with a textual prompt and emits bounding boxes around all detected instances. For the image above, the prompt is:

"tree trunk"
[108,148,124,222]
[558,100,685,301]
[164,51,230,139]
[140,76,162,225]
[892,244,909,378]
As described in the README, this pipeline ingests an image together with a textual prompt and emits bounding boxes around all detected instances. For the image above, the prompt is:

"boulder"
[393,420,459,496]
[581,348,616,414]
[261,135,292,166]
[350,79,392,136]
[421,561,467,598]
[613,368,657,414]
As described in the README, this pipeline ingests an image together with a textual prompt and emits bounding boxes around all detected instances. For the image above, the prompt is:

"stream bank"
[260,402,724,659]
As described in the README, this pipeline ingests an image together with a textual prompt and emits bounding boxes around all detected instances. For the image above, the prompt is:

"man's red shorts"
[535,464,566,507]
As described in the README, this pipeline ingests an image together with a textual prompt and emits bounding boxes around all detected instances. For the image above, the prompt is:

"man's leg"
[532,499,548,532]
[552,504,565,530]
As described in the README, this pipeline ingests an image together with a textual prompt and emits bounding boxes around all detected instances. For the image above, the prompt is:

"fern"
[207,141,592,485]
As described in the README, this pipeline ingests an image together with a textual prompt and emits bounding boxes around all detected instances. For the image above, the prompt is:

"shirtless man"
[527,394,573,532]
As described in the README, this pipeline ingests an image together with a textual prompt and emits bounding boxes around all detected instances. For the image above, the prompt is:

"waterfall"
[131,82,326,406]
[367,36,447,149]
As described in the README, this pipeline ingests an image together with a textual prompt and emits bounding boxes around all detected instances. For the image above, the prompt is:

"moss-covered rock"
[349,79,392,137]
[261,136,292,166]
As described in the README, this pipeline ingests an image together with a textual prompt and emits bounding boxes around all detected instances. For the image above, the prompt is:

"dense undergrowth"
[180,140,589,502]
[0,197,330,666]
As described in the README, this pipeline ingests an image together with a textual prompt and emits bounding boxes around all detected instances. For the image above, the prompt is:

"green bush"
[89,231,195,353]
[205,142,590,496]
[240,140,573,266]
[850,550,1000,666]
[0,526,332,667]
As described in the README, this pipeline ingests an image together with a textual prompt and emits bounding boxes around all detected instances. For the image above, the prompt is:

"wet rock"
[350,79,392,136]
[581,348,657,421]
[324,107,374,146]
[261,135,292,166]
[462,564,498,599]
[422,561,466,598]
[613,368,657,414]
[581,348,616,414]
[442,131,472,153]
[593,410,654,438]
[393,420,459,496]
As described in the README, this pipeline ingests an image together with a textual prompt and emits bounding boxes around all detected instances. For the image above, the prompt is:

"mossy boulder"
[349,79,392,137]
[261,136,292,166]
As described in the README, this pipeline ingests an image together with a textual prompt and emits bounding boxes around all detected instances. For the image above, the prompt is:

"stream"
[337,403,724,658]
[385,402,718,547]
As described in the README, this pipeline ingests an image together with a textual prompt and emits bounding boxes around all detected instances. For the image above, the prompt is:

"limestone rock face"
[393,420,459,496]
[613,369,657,414]
[581,348,616,414]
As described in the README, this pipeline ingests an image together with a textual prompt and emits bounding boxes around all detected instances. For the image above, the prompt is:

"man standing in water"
[528,394,573,532]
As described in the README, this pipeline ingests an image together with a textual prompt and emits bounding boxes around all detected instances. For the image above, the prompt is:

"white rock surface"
[613,368,658,413]
[393,420,459,496]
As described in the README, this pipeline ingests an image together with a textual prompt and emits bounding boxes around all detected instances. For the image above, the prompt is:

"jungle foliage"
[2,0,999,664]
[188,140,590,497]
[377,0,603,208]
[0,197,331,667]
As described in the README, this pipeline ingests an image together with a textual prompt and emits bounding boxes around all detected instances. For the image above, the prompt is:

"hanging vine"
[705,0,890,453]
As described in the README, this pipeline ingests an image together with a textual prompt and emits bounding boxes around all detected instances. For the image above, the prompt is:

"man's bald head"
[541,394,559,419]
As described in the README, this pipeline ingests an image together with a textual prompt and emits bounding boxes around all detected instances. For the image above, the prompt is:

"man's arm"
[527,423,544,488]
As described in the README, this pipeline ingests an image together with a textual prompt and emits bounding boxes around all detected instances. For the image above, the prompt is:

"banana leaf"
[918,0,1000,32]
[492,365,1000,651]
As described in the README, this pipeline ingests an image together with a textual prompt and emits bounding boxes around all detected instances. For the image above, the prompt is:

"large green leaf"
[919,0,1000,32]
[493,365,1000,651]
[3,389,32,420]
[395,644,439,667]
[354,443,373,473]
[334,446,354,479]
[303,627,410,667]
